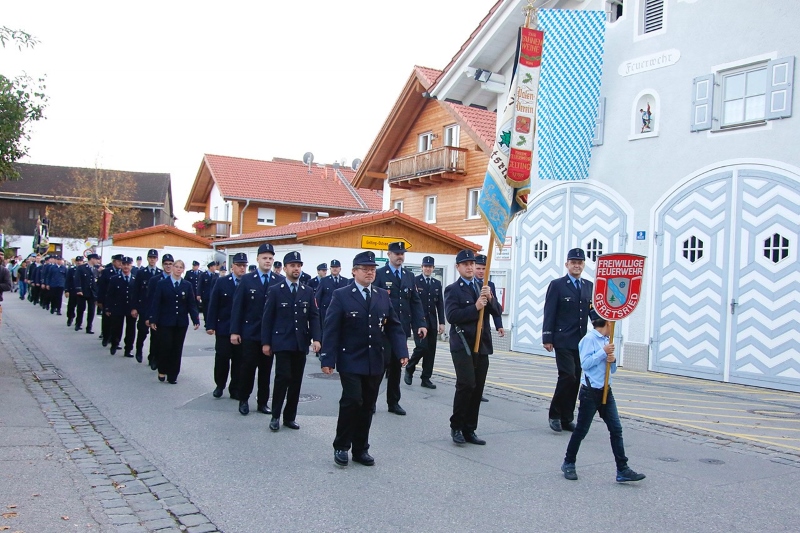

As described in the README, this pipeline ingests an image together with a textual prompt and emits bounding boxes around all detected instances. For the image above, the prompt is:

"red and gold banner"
[507,27,543,184]
[99,208,113,241]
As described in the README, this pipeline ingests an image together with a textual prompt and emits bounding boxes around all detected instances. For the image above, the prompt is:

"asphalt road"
[2,295,800,532]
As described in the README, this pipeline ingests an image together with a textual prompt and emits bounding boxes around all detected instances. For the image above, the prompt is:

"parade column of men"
[133,250,162,363]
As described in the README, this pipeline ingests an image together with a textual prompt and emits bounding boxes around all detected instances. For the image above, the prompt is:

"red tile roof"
[215,210,480,251]
[444,102,497,152]
[112,224,212,248]
[414,66,442,89]
[204,155,382,211]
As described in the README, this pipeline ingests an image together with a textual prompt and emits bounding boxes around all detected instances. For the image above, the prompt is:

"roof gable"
[112,224,211,248]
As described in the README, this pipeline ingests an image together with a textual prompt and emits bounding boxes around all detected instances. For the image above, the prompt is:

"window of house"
[213,206,219,220]
[606,0,623,23]
[425,195,437,223]
[467,188,481,219]
[28,207,40,219]
[301,211,317,222]
[418,132,433,152]
[721,65,767,127]
[444,124,460,148]
[257,207,276,225]
[393,200,404,213]
[224,203,230,221]
[640,0,664,35]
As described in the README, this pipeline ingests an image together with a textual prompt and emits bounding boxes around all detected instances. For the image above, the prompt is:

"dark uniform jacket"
[198,270,219,304]
[478,278,504,330]
[541,275,593,349]
[299,271,311,284]
[230,270,283,342]
[444,278,503,355]
[314,274,350,323]
[97,264,119,306]
[184,269,201,298]
[65,266,77,292]
[414,274,445,330]
[319,284,407,376]
[76,264,99,299]
[307,276,323,291]
[30,262,41,285]
[204,274,238,336]
[144,272,171,317]
[134,266,162,314]
[260,280,321,352]
[374,266,425,338]
[105,274,138,316]
[45,264,67,288]
[148,277,199,328]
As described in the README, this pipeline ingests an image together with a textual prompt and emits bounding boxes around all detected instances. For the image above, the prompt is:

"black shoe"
[334,449,349,467]
[158,374,166,382]
[67,319,73,327]
[135,350,143,363]
[269,418,280,431]
[85,330,94,335]
[239,401,249,415]
[404,370,413,385]
[616,468,646,483]
[562,462,578,480]
[56,311,62,316]
[481,396,489,402]
[168,379,177,384]
[75,324,82,331]
[388,404,406,416]
[549,419,563,432]
[256,404,272,415]
[124,351,133,358]
[110,345,117,355]
[284,420,300,430]
[451,429,466,444]
[352,451,375,466]
[212,386,223,398]
[102,339,109,347]
[421,379,437,389]
[50,309,55,314]
[562,421,576,432]
[463,431,486,445]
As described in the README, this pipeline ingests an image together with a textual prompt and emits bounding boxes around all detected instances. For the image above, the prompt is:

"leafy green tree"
[0,26,48,182]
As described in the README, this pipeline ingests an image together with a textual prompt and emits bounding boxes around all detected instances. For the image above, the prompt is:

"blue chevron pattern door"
[512,185,627,355]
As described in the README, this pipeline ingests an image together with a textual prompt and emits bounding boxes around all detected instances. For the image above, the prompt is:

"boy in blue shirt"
[561,310,646,483]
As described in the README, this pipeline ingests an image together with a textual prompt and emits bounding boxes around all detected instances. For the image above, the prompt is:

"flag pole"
[472,234,496,354]
[601,321,615,404]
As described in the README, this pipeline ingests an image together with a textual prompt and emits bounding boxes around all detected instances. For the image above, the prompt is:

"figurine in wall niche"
[640,102,653,133]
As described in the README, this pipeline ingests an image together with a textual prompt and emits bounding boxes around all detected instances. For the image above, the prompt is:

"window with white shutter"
[592,97,606,146]
[641,0,664,34]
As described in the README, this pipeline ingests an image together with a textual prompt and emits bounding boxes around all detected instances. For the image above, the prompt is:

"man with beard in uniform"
[98,254,124,346]
[405,256,445,389]
[262,251,321,431]
[105,257,138,357]
[132,249,161,363]
[75,253,100,334]
[144,254,174,370]
[314,259,349,329]
[65,256,84,327]
[230,243,283,416]
[373,241,426,416]
[206,252,247,399]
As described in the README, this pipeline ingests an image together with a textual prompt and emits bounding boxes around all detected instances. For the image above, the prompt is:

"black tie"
[472,281,480,300]
[174,281,179,288]
[234,278,238,288]
[395,269,401,283]
[363,287,371,304]
[574,279,581,291]
[426,277,430,286]
[291,282,297,296]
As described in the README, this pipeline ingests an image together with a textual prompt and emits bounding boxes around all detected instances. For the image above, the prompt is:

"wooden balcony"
[195,220,231,239]
[387,146,467,188]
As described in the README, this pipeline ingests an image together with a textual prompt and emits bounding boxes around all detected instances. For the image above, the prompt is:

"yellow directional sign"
[360,235,412,251]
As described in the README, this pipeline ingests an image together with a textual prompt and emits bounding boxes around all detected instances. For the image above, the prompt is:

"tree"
[0,26,48,182]
[49,168,141,239]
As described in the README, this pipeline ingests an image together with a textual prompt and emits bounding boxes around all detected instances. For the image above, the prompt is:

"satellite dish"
[302,152,314,165]
[340,157,348,167]
[332,162,340,170]
[351,158,362,171]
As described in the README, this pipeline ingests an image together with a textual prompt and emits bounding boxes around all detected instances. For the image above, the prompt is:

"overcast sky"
[1,0,497,230]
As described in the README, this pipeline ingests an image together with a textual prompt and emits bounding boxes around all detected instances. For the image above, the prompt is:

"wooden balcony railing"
[387,146,467,187]
[196,220,231,239]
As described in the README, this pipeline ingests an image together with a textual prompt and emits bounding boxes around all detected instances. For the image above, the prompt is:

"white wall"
[208,183,231,222]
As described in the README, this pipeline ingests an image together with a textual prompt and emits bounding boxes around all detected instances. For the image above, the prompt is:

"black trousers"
[450,350,489,433]
[383,337,406,407]
[135,316,150,353]
[271,350,306,422]
[101,308,111,340]
[333,372,382,453]
[407,328,437,381]
[549,347,581,424]
[49,287,64,312]
[157,325,188,381]
[214,335,242,397]
[40,287,50,308]
[109,314,137,351]
[75,296,96,330]
[238,340,274,406]
[31,285,40,304]
[66,291,78,320]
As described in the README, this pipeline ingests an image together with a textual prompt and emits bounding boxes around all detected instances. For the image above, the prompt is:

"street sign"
[360,235,412,251]
[593,253,646,320]
[375,257,388,264]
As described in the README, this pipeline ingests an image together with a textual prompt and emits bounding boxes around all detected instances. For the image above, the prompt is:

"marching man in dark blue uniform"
[314,258,349,329]
[543,248,593,433]
[307,263,327,291]
[320,251,408,467]
[197,261,219,315]
[98,254,124,346]
[74,253,100,334]
[105,256,138,357]
[132,249,161,363]
[373,241,426,415]
[405,256,445,389]
[65,256,83,327]
[142,254,173,370]
[261,251,321,431]
[445,249,503,445]
[185,260,202,298]
[205,253,248,399]
[230,243,283,416]
[44,255,67,315]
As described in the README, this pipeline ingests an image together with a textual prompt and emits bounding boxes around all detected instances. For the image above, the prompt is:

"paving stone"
[169,503,200,516]
[137,509,173,522]
[179,514,209,527]
[143,518,179,530]
[161,495,189,506]
[129,499,165,513]
[187,524,218,533]
[109,513,141,525]
[101,498,130,509]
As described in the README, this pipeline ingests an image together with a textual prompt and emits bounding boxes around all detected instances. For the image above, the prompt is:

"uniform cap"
[136,256,142,261]
[422,256,435,266]
[284,251,303,265]
[273,261,282,268]
[456,249,476,264]
[589,308,602,322]
[248,265,257,272]
[475,254,487,266]
[316,263,328,271]
[567,248,586,261]
[207,261,217,267]
[232,252,248,264]
[75,256,85,262]
[122,256,133,264]
[147,249,159,258]
[353,251,377,266]
[112,254,124,261]
[388,241,407,253]
[192,260,200,266]
[162,254,175,263]
[87,253,100,260]
[330,259,341,267]
[257,243,275,255]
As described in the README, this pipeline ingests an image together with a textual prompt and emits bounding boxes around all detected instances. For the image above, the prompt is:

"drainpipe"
[238,199,250,235]
[152,207,157,226]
